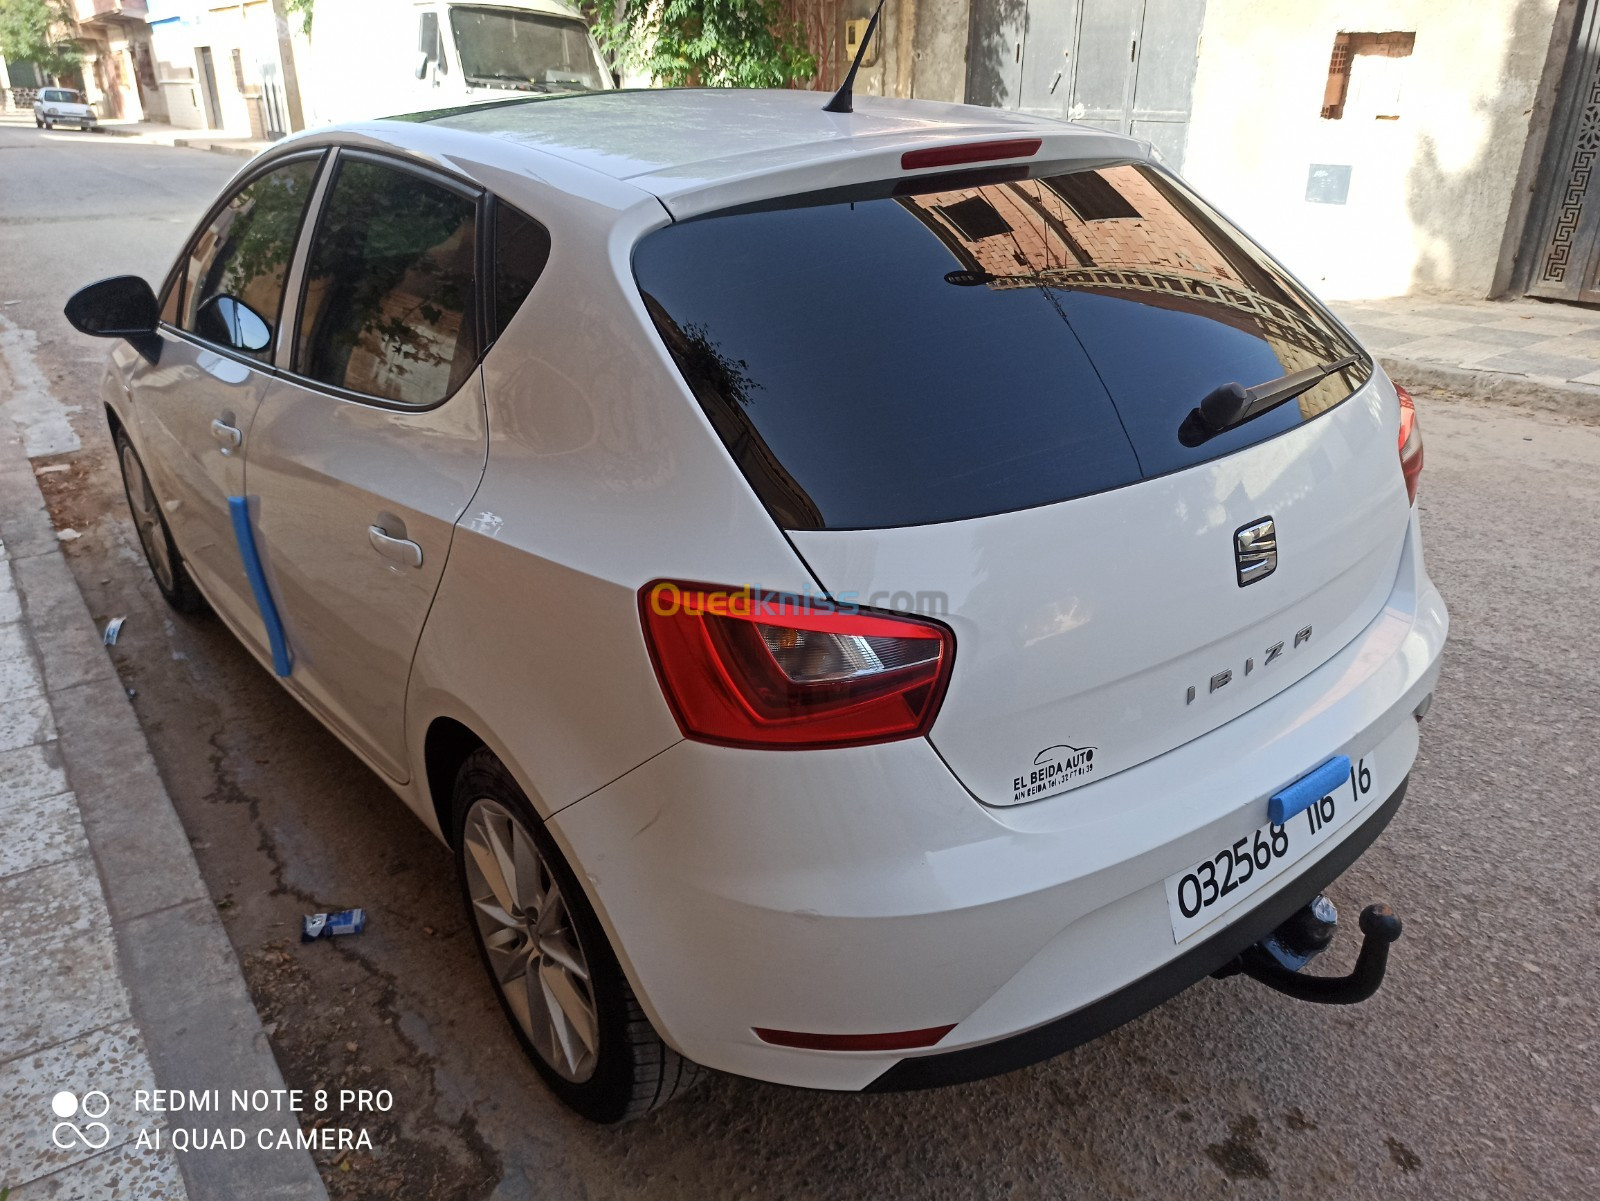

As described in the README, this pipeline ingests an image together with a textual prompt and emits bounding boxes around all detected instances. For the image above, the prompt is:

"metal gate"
[966,0,1205,168]
[1528,0,1600,302]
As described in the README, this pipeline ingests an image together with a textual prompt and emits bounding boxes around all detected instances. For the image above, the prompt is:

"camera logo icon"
[51,1090,112,1150]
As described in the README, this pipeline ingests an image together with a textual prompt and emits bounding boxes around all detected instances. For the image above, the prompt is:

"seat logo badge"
[1234,517,1277,587]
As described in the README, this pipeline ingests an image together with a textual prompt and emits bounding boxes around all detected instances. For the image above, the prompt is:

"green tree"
[0,0,81,80]
[587,0,815,88]
[283,0,312,37]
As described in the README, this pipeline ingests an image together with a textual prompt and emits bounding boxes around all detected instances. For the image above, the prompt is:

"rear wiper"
[1180,354,1359,447]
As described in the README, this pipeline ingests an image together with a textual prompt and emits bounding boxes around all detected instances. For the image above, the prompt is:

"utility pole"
[268,0,306,131]
[894,0,916,99]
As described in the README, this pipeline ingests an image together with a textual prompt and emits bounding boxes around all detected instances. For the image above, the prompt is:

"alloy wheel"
[462,798,600,1082]
[121,443,175,592]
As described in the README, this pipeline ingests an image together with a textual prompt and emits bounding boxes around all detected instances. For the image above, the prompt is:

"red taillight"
[753,1024,956,1052]
[638,581,954,750]
[1396,383,1424,505]
[901,138,1042,171]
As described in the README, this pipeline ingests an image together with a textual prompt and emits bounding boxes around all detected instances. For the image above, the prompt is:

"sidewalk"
[0,110,272,158]
[0,365,323,1194]
[100,118,274,159]
[1333,294,1600,414]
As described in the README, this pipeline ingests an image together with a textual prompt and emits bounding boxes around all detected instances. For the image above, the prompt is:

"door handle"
[211,418,242,454]
[368,525,423,568]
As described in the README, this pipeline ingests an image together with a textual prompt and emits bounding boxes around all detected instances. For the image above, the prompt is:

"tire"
[34,116,42,128]
[450,749,700,1123]
[113,430,206,614]
[43,119,52,130]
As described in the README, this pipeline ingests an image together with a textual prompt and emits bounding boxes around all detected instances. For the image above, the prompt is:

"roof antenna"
[823,0,886,114]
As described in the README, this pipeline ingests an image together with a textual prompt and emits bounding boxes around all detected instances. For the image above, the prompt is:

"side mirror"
[64,275,161,364]
[196,294,272,354]
[415,51,431,80]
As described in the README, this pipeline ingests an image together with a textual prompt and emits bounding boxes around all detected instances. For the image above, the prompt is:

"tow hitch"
[1214,896,1403,1004]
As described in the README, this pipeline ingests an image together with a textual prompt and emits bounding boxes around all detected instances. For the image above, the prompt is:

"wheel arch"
[423,715,486,844]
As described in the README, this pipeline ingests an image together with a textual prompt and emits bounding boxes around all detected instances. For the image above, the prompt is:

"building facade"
[145,0,305,136]
[810,0,1591,302]
[68,0,164,121]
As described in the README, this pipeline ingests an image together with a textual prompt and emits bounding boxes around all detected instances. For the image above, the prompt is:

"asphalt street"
[2,118,1597,1200]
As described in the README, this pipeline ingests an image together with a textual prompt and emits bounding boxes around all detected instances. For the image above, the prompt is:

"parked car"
[65,88,1446,1124]
[304,0,613,126]
[34,87,96,131]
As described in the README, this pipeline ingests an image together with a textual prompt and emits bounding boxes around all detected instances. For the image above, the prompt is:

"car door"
[245,151,525,782]
[129,151,325,645]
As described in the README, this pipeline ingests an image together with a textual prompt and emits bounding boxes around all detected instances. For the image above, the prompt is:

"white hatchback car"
[66,88,1446,1123]
[34,86,96,130]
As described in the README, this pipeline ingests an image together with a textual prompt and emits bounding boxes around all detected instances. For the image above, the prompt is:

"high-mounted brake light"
[638,581,954,750]
[901,138,1043,171]
[1395,383,1424,505]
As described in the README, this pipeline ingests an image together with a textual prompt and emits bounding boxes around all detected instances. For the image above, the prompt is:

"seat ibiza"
[66,88,1446,1123]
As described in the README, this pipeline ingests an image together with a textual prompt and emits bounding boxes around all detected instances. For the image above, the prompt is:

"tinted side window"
[295,159,479,406]
[491,202,551,341]
[180,157,319,358]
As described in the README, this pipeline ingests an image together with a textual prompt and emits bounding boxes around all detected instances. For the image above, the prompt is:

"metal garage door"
[966,0,1205,169]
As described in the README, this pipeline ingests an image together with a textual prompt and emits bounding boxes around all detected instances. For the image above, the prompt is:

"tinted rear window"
[633,162,1370,530]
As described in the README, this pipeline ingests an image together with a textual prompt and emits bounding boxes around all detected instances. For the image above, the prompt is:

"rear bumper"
[867,775,1406,1091]
[550,512,1447,1091]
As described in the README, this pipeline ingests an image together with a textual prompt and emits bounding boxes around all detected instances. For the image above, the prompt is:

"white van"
[306,0,613,125]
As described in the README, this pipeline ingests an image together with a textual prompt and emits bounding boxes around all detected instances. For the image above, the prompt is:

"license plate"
[1163,755,1379,943]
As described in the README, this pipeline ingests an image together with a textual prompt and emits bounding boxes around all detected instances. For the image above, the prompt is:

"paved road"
[2,120,1597,1201]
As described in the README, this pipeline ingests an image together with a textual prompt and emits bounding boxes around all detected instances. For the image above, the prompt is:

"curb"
[93,126,262,158]
[0,406,326,1194]
[173,138,262,159]
[1381,354,1600,422]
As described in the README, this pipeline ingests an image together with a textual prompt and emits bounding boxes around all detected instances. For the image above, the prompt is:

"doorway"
[196,45,222,129]
[966,0,1206,170]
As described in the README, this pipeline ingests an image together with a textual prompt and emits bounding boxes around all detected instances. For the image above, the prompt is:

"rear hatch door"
[633,159,1412,804]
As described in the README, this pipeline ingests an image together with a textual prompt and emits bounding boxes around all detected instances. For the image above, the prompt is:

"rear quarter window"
[633,162,1369,531]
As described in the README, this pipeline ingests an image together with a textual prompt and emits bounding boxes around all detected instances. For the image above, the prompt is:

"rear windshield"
[633,162,1370,530]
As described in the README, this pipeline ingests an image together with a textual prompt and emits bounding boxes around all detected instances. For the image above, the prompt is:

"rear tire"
[450,749,700,1123]
[113,430,206,614]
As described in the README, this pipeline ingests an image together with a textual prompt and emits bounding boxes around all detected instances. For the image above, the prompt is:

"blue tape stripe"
[1269,755,1351,826]
[227,496,291,678]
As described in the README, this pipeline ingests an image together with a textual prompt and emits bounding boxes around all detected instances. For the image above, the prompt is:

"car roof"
[315,89,1151,220]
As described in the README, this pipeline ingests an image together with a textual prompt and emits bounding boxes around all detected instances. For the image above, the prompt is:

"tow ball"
[1213,896,1404,1004]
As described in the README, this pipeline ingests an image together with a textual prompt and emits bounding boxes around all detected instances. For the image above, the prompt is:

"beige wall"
[150,0,291,133]
[815,0,972,104]
[1183,0,1565,299]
